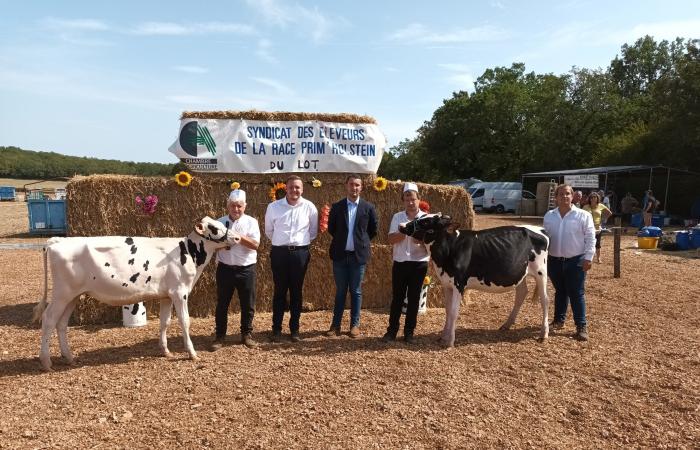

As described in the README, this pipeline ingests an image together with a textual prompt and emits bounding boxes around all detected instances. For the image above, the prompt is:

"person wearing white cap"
[212,188,261,350]
[382,182,429,344]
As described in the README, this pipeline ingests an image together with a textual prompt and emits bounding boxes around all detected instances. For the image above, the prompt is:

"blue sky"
[1,0,698,164]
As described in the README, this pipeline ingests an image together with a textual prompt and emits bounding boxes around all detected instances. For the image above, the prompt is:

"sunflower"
[230,181,240,190]
[269,182,287,201]
[373,176,388,192]
[311,177,322,188]
[423,276,431,285]
[175,171,193,187]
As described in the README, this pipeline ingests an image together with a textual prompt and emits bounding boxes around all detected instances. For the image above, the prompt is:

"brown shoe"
[210,337,225,351]
[241,333,259,348]
[349,326,360,338]
[575,325,589,342]
[325,326,341,337]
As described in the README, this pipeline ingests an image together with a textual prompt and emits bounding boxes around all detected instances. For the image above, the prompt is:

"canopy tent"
[521,165,700,214]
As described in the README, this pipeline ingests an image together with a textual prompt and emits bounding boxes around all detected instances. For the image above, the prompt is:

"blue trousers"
[548,254,587,327]
[330,253,366,328]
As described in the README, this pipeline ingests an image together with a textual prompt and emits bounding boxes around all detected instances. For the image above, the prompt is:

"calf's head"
[195,216,241,245]
[399,213,453,244]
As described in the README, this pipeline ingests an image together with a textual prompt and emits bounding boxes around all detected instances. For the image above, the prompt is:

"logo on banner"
[179,121,217,157]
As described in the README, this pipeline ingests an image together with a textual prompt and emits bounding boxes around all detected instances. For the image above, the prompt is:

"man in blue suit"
[325,174,378,338]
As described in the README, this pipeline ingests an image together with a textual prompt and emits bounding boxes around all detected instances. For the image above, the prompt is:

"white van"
[467,182,522,210]
[483,189,536,213]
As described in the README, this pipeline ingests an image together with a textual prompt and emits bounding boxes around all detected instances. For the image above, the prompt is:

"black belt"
[273,245,309,251]
[548,254,583,262]
[218,262,255,269]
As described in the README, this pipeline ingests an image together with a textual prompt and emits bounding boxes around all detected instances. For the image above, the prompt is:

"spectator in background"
[573,190,583,208]
[620,192,639,224]
[643,190,658,227]
[583,192,612,264]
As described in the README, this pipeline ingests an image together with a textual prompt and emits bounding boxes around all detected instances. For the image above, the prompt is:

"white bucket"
[122,302,147,327]
[402,284,428,315]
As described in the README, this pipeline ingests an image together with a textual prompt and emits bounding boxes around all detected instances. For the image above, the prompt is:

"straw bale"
[66,173,473,324]
[180,110,376,124]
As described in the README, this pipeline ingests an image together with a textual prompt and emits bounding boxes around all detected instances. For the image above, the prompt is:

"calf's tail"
[32,246,49,323]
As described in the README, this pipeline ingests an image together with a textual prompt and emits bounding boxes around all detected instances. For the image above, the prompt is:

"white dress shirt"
[345,197,359,251]
[543,205,596,261]
[216,214,260,266]
[264,197,319,246]
[389,210,429,262]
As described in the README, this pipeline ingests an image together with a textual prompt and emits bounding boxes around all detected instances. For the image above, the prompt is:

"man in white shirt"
[264,175,319,343]
[382,182,429,344]
[212,189,261,350]
[543,184,596,341]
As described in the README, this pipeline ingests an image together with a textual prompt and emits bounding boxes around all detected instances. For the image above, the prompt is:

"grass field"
[0,178,69,190]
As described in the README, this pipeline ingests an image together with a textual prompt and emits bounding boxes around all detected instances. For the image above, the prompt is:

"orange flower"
[269,182,287,202]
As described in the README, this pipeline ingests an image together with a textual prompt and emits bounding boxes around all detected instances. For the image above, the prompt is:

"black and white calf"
[32,217,240,371]
[399,214,550,346]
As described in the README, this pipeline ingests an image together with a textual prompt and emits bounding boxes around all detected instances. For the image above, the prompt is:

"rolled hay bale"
[181,110,377,124]
[536,181,556,216]
[66,173,474,324]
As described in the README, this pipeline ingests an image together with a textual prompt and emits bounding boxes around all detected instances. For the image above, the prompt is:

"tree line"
[0,146,178,179]
[379,36,700,185]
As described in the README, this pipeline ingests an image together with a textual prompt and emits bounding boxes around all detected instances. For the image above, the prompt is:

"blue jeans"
[331,254,366,328]
[548,254,587,327]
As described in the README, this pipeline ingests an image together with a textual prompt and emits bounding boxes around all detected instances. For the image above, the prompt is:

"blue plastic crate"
[27,199,66,235]
[0,186,16,201]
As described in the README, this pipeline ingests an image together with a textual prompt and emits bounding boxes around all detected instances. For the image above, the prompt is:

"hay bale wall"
[66,173,473,324]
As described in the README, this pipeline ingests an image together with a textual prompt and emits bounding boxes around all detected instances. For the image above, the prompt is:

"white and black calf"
[399,214,550,346]
[33,217,240,371]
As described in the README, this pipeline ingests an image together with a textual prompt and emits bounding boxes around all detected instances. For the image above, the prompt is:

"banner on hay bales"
[168,118,386,174]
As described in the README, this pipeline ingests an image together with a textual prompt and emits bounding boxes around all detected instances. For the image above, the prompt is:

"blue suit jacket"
[328,197,378,264]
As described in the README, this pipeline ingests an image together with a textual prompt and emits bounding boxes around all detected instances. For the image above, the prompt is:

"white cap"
[228,189,246,203]
[403,182,418,193]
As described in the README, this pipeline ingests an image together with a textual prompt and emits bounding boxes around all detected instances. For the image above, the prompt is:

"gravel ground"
[0,202,698,449]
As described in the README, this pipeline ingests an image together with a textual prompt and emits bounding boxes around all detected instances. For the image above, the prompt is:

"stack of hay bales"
[67,173,473,324]
[66,110,474,324]
[536,181,557,216]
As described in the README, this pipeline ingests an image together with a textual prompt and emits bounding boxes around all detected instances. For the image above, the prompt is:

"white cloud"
[439,63,476,90]
[42,17,110,32]
[251,77,296,96]
[131,21,254,36]
[612,20,700,44]
[490,0,506,10]
[173,65,209,74]
[244,0,336,43]
[384,66,399,72]
[389,23,511,44]
[256,39,277,63]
